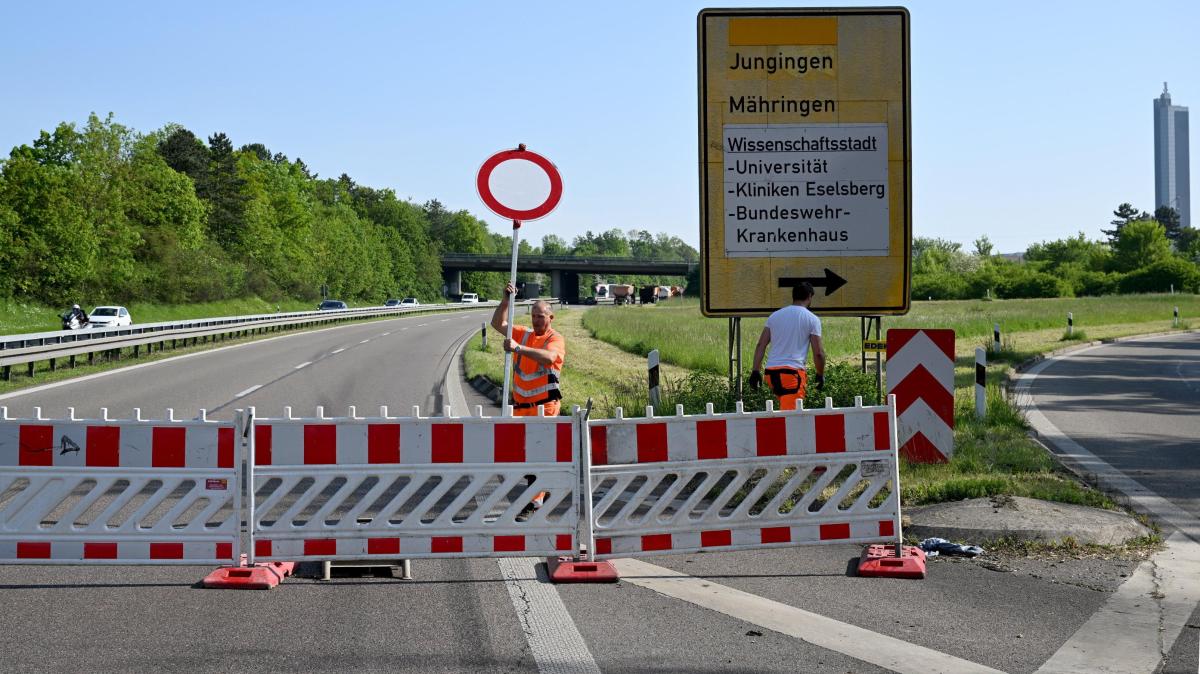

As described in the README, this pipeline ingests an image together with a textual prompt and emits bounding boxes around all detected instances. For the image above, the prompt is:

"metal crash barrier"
[0,396,923,584]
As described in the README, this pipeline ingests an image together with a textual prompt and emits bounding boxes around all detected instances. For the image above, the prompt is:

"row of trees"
[0,114,699,307]
[913,204,1200,300]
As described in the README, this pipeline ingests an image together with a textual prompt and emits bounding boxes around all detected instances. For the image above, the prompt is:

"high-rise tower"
[1154,83,1190,229]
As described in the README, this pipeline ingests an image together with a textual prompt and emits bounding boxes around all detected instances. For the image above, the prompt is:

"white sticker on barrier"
[248,411,580,562]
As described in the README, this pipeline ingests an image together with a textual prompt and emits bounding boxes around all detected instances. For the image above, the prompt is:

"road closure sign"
[698,8,911,316]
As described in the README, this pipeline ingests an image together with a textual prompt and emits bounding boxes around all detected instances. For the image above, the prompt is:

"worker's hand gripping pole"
[501,219,521,417]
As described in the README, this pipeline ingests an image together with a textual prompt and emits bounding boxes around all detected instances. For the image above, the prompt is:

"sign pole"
[501,219,521,417]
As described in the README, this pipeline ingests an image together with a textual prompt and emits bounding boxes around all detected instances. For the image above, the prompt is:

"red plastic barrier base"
[202,556,295,590]
[857,544,927,579]
[546,556,619,583]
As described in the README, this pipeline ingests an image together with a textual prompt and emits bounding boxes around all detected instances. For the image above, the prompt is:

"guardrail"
[0,300,553,382]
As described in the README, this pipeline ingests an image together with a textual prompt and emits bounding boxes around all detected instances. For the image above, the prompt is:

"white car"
[88,306,132,328]
[400,297,420,306]
[460,293,479,303]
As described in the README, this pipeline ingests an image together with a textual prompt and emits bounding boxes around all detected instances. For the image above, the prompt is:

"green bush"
[911,272,967,300]
[1074,270,1122,296]
[1118,257,1200,294]
[996,270,1067,298]
[658,361,881,416]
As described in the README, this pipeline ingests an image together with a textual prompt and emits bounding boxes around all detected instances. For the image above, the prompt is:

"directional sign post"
[476,145,563,416]
[698,8,911,316]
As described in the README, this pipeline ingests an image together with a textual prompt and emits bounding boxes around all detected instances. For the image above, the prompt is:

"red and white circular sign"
[476,147,562,222]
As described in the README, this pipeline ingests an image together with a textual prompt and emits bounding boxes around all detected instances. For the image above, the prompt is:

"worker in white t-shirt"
[748,282,826,410]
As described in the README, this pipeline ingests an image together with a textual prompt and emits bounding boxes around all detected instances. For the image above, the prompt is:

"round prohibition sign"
[476,146,563,221]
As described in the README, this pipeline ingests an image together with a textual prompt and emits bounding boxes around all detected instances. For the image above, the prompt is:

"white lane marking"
[234,384,262,398]
[1035,532,1200,674]
[416,323,428,327]
[613,558,1003,674]
[1017,342,1200,673]
[294,361,311,370]
[359,339,370,344]
[331,348,345,354]
[439,318,451,322]
[401,327,409,331]
[381,332,391,336]
[496,557,601,674]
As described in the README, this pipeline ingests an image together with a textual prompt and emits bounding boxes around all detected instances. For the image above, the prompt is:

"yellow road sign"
[698,8,911,316]
[862,339,887,352]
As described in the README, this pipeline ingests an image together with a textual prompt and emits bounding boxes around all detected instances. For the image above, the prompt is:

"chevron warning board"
[885,329,954,463]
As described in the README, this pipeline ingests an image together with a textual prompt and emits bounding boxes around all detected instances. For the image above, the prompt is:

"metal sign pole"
[875,316,883,404]
[501,220,521,417]
[734,317,743,401]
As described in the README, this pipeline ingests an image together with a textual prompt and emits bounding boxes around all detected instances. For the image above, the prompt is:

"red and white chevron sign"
[886,329,955,463]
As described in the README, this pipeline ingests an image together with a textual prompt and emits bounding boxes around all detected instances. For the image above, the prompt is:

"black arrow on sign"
[778,269,848,296]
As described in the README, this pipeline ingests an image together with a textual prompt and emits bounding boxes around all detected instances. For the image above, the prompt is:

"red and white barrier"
[886,329,955,463]
[584,399,903,561]
[0,407,241,565]
[248,406,580,563]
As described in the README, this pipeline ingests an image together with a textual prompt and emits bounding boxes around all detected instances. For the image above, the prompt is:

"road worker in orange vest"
[491,282,566,519]
[748,281,826,411]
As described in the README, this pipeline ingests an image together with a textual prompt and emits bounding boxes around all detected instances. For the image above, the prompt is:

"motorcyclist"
[63,304,89,329]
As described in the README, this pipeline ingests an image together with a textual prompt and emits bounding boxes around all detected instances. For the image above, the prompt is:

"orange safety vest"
[511,325,565,408]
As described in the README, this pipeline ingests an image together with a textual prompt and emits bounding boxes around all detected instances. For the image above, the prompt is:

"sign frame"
[697,7,912,317]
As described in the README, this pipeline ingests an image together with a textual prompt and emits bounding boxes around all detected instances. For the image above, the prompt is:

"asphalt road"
[0,313,1187,673]
[1026,332,1200,520]
[1025,331,1200,674]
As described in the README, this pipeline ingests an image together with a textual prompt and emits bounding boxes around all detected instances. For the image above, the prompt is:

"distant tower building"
[1154,83,1190,228]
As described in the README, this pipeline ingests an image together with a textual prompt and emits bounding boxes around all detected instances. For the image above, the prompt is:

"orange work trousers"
[765,367,807,411]
[514,400,558,505]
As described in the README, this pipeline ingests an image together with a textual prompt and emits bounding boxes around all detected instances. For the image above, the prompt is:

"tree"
[1102,202,1150,243]
[157,127,209,183]
[239,143,272,162]
[1110,219,1171,272]
[972,235,994,258]
[1154,206,1183,242]
[1024,233,1110,272]
[203,132,248,248]
[541,234,569,256]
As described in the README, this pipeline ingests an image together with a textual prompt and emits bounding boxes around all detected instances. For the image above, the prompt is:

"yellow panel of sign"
[698,8,911,316]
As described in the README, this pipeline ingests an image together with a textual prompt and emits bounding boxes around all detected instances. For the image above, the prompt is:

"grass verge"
[463,305,690,418]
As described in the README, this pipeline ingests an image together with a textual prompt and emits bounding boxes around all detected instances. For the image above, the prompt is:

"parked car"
[400,297,420,306]
[318,299,348,311]
[460,293,479,303]
[582,296,598,305]
[384,298,402,307]
[88,306,132,328]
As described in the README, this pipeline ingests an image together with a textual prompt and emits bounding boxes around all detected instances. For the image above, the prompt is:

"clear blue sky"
[1,1,1196,254]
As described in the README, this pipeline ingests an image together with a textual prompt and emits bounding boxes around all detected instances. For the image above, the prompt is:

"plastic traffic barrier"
[546,556,619,583]
[856,544,927,579]
[203,555,295,590]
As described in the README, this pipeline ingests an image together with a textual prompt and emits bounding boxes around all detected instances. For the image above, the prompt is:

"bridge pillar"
[561,271,580,304]
[443,269,461,298]
[550,270,563,300]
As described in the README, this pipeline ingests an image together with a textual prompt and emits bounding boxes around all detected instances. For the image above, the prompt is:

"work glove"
[748,370,762,390]
[815,374,826,391]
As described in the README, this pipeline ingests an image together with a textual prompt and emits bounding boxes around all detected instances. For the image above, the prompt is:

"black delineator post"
[975,348,986,420]
[648,349,661,410]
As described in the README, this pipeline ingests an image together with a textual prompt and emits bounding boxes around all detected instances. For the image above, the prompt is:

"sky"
[1,0,1197,255]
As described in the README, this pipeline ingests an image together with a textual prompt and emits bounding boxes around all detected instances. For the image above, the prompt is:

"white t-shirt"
[764,304,822,369]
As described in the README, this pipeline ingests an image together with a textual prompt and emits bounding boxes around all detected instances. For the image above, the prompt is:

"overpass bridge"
[440,254,695,302]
